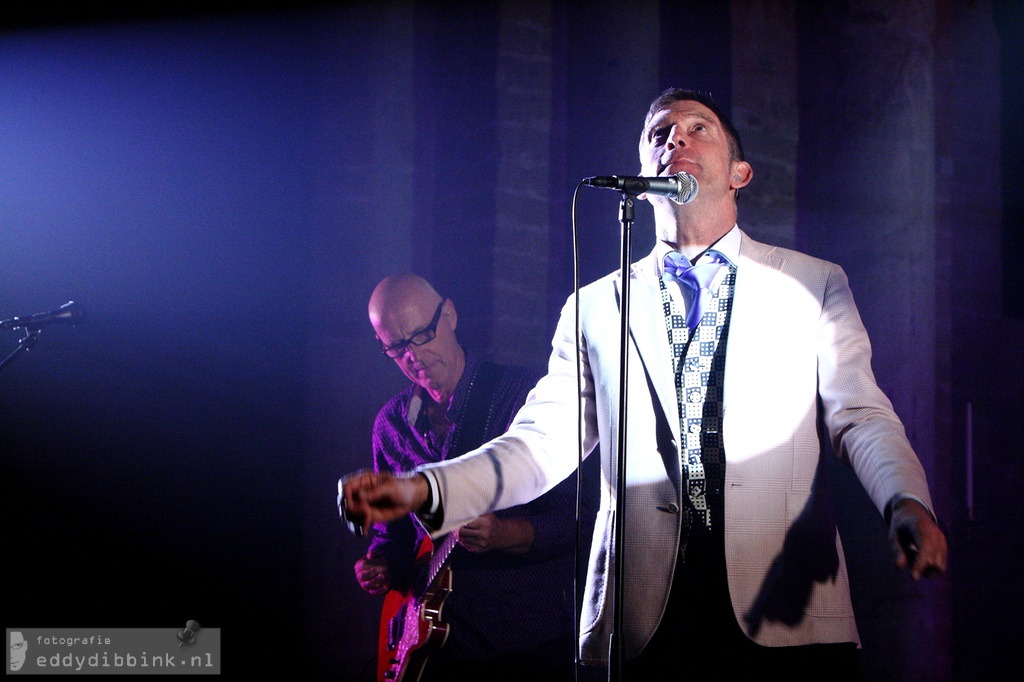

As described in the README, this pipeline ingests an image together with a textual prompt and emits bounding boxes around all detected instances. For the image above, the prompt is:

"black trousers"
[422,634,577,682]
[623,525,859,681]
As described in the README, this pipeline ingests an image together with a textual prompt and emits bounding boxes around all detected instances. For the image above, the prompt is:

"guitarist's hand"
[354,550,392,596]
[455,514,535,555]
[339,469,430,535]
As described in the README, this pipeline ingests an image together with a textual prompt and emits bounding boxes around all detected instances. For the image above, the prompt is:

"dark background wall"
[2,1,1020,679]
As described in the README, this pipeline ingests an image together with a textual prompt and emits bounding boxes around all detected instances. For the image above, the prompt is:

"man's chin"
[414,376,442,394]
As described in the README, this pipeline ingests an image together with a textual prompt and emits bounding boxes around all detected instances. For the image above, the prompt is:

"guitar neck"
[423,534,458,594]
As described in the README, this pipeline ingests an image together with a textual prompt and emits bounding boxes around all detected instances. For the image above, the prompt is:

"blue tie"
[664,251,728,330]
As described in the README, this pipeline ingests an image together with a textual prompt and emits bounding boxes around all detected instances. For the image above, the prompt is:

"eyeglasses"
[378,300,445,358]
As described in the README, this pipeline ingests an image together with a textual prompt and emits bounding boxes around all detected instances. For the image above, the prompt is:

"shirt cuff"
[885,493,936,525]
[414,469,444,531]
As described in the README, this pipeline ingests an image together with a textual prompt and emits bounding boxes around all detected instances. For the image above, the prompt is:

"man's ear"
[730,161,753,190]
[443,299,457,331]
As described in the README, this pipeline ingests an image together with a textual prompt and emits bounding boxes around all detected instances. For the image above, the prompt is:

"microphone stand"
[608,191,637,682]
[0,329,41,373]
[0,302,84,373]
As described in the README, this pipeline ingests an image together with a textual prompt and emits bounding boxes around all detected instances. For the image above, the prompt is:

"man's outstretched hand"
[338,469,430,536]
[889,498,948,580]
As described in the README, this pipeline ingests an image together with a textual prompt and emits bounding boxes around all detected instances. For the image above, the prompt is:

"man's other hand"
[889,498,949,580]
[354,550,392,596]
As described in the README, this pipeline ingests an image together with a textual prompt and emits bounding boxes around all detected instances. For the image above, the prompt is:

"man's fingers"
[910,535,948,580]
[911,555,942,580]
[340,471,428,533]
[339,470,395,534]
[892,542,909,570]
[890,514,948,580]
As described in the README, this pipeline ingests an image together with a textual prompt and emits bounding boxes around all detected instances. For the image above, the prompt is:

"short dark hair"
[643,88,745,162]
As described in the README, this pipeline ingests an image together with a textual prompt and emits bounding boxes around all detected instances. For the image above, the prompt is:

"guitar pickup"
[387,603,406,650]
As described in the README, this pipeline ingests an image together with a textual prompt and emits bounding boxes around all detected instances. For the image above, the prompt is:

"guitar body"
[377,590,409,681]
[381,566,452,681]
[377,536,456,682]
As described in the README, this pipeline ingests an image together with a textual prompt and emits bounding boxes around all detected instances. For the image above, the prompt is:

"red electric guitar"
[377,533,459,682]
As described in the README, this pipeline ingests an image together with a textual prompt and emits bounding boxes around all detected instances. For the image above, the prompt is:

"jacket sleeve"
[815,263,934,517]
[421,293,601,537]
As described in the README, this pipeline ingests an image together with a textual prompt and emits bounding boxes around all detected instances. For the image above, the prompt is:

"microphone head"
[0,301,86,331]
[669,172,698,205]
[53,301,85,326]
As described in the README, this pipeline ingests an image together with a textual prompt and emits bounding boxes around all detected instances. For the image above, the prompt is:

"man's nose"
[404,342,425,364]
[667,124,685,149]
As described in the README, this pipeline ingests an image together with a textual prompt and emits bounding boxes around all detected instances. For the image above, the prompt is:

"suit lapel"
[724,231,785,422]
[615,252,682,451]
[612,237,787,489]
[731,233,784,319]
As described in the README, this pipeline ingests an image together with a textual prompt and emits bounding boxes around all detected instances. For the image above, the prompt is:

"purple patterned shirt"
[368,354,578,661]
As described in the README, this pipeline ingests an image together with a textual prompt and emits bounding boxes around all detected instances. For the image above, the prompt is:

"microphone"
[583,172,698,205]
[0,301,85,330]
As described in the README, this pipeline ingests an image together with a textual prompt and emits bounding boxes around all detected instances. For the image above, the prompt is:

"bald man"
[354,273,579,682]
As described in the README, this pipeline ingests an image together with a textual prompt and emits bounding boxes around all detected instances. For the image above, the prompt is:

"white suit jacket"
[422,230,934,662]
